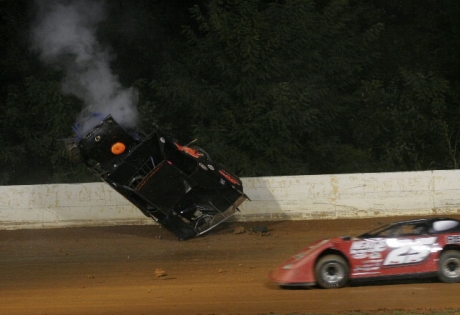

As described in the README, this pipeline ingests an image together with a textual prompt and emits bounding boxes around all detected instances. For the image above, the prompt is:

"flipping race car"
[269,217,460,288]
[65,114,248,240]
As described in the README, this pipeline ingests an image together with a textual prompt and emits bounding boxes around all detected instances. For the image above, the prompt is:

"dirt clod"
[154,269,167,277]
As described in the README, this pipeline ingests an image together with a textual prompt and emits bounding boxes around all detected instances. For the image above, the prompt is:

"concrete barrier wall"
[240,170,460,221]
[1,170,460,229]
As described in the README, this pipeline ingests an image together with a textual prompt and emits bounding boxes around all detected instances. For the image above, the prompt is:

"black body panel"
[66,115,248,240]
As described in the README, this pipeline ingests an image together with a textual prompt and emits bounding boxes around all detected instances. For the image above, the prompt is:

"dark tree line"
[1,0,460,185]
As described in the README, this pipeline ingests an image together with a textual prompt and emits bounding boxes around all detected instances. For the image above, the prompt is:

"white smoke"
[31,0,138,135]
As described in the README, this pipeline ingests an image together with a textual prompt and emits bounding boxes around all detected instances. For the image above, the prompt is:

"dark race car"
[65,114,248,240]
[269,217,460,288]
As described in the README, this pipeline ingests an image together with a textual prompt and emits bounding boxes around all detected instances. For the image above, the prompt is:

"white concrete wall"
[238,170,460,221]
[0,183,147,229]
[1,170,460,229]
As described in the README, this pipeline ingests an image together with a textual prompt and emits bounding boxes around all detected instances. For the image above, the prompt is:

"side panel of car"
[332,233,460,280]
[270,219,460,288]
[309,232,460,284]
[347,236,440,278]
[268,240,334,285]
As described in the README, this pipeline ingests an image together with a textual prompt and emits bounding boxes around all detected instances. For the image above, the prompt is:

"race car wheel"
[315,255,349,289]
[438,250,460,283]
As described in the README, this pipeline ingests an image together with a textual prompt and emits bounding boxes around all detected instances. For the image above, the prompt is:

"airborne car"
[65,114,248,240]
[269,217,460,288]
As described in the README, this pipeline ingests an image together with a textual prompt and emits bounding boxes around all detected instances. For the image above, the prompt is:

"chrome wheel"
[438,250,460,283]
[315,255,349,289]
[320,262,345,284]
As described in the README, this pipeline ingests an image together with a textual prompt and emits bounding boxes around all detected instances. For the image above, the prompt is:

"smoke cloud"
[30,0,139,135]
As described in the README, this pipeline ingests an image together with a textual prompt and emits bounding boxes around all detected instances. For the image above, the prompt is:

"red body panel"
[269,220,460,287]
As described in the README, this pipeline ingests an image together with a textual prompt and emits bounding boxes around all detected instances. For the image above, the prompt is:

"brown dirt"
[2,216,460,315]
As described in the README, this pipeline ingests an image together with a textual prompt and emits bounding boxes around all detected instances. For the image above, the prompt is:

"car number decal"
[383,237,437,266]
[350,237,438,267]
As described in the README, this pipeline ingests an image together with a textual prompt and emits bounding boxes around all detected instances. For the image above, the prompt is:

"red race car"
[269,217,460,289]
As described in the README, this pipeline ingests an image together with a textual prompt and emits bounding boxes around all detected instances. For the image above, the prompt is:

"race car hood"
[269,238,332,286]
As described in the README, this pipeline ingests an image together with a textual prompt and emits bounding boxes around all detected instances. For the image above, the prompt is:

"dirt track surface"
[2,216,460,315]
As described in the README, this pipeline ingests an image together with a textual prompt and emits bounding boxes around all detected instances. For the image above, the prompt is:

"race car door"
[349,222,439,278]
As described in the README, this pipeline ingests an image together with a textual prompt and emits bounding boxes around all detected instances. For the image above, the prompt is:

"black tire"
[315,255,349,289]
[438,250,460,283]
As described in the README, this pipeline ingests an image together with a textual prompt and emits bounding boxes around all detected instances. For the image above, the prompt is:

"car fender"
[269,239,337,285]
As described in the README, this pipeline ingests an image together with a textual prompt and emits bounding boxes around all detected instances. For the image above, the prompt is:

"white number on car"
[383,237,437,266]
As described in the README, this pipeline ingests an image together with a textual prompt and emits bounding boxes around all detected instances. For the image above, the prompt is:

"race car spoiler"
[65,115,248,240]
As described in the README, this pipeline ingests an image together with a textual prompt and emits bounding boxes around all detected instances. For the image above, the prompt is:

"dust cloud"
[30,0,139,135]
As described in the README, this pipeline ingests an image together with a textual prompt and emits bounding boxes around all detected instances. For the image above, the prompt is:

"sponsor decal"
[219,169,240,185]
[354,259,384,272]
[446,235,460,244]
[350,239,387,259]
[350,237,438,267]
